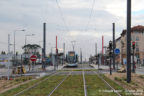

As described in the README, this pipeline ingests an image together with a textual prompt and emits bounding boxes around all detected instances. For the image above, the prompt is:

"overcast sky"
[0,0,144,60]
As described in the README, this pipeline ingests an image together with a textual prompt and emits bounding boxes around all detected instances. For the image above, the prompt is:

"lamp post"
[13,29,25,66]
[25,34,35,46]
[51,47,56,70]
[24,34,35,64]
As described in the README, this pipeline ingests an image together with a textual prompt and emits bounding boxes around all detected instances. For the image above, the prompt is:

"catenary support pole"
[42,22,46,70]
[102,36,104,65]
[56,36,58,69]
[113,23,116,70]
[127,0,131,83]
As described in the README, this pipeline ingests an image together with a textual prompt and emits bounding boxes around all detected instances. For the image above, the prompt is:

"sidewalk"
[90,64,109,70]
[46,64,66,70]
[136,66,144,75]
[91,64,144,75]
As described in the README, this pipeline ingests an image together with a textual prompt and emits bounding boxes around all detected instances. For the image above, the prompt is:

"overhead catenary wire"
[55,0,74,53]
[84,0,96,32]
[55,0,69,32]
[79,0,96,58]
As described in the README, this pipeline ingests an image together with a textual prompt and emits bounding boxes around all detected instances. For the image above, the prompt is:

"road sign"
[30,55,37,61]
[114,48,120,55]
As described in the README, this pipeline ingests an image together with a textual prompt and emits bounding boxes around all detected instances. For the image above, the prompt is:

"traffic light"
[132,41,135,49]
[109,41,113,55]
[109,41,112,50]
[109,40,112,75]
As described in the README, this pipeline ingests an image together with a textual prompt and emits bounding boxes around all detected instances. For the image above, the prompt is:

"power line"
[84,0,96,32]
[55,0,69,32]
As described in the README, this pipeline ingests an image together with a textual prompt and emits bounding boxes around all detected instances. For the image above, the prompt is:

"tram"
[66,51,78,67]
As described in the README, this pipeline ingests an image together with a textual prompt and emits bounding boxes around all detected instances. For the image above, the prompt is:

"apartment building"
[115,37,121,64]
[116,25,144,64]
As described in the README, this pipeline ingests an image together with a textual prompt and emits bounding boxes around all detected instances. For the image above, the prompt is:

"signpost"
[114,48,120,55]
[30,55,37,71]
[30,55,37,62]
[114,48,120,70]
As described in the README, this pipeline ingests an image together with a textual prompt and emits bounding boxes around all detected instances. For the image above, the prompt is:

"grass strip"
[51,75,84,96]
[101,74,134,96]
[139,75,144,79]
[86,75,117,96]
[0,76,48,96]
[19,75,65,96]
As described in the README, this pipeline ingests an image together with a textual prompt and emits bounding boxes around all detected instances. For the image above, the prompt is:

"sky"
[0,0,144,60]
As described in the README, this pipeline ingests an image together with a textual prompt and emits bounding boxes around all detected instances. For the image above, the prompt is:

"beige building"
[116,25,144,64]
[115,37,121,64]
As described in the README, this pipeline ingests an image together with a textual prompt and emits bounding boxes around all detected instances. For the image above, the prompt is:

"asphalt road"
[1,63,144,78]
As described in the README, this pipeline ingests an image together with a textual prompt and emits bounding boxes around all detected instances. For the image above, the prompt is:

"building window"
[136,42,139,47]
[132,36,135,41]
[136,48,139,52]
[136,36,139,41]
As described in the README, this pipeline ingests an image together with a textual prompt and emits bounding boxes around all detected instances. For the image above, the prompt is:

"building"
[115,37,121,64]
[118,25,144,64]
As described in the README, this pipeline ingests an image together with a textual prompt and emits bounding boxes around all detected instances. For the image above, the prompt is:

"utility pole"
[13,29,25,66]
[8,34,10,54]
[56,36,58,69]
[127,0,131,83]
[8,34,10,80]
[95,43,97,56]
[42,22,46,70]
[63,43,65,65]
[95,43,97,65]
[80,48,82,64]
[102,36,104,65]
[113,23,116,70]
[109,41,113,75]
[98,54,100,70]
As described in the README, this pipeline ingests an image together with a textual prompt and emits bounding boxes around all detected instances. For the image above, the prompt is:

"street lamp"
[24,34,35,60]
[25,34,35,46]
[13,29,25,66]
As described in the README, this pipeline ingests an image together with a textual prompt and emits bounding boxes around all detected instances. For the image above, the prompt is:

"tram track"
[82,63,88,96]
[92,70,122,96]
[3,64,125,96]
[47,71,72,96]
[83,70,87,96]
[13,71,58,96]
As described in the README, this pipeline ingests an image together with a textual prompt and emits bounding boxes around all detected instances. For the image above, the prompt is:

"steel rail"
[93,71,121,96]
[82,63,87,96]
[82,70,87,96]
[48,72,71,96]
[14,71,58,96]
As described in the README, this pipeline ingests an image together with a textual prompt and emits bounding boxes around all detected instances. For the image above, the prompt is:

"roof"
[132,25,144,31]
[121,30,126,36]
[121,25,144,36]
[116,37,121,42]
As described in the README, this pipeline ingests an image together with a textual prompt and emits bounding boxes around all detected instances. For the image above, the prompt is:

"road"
[1,63,144,77]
